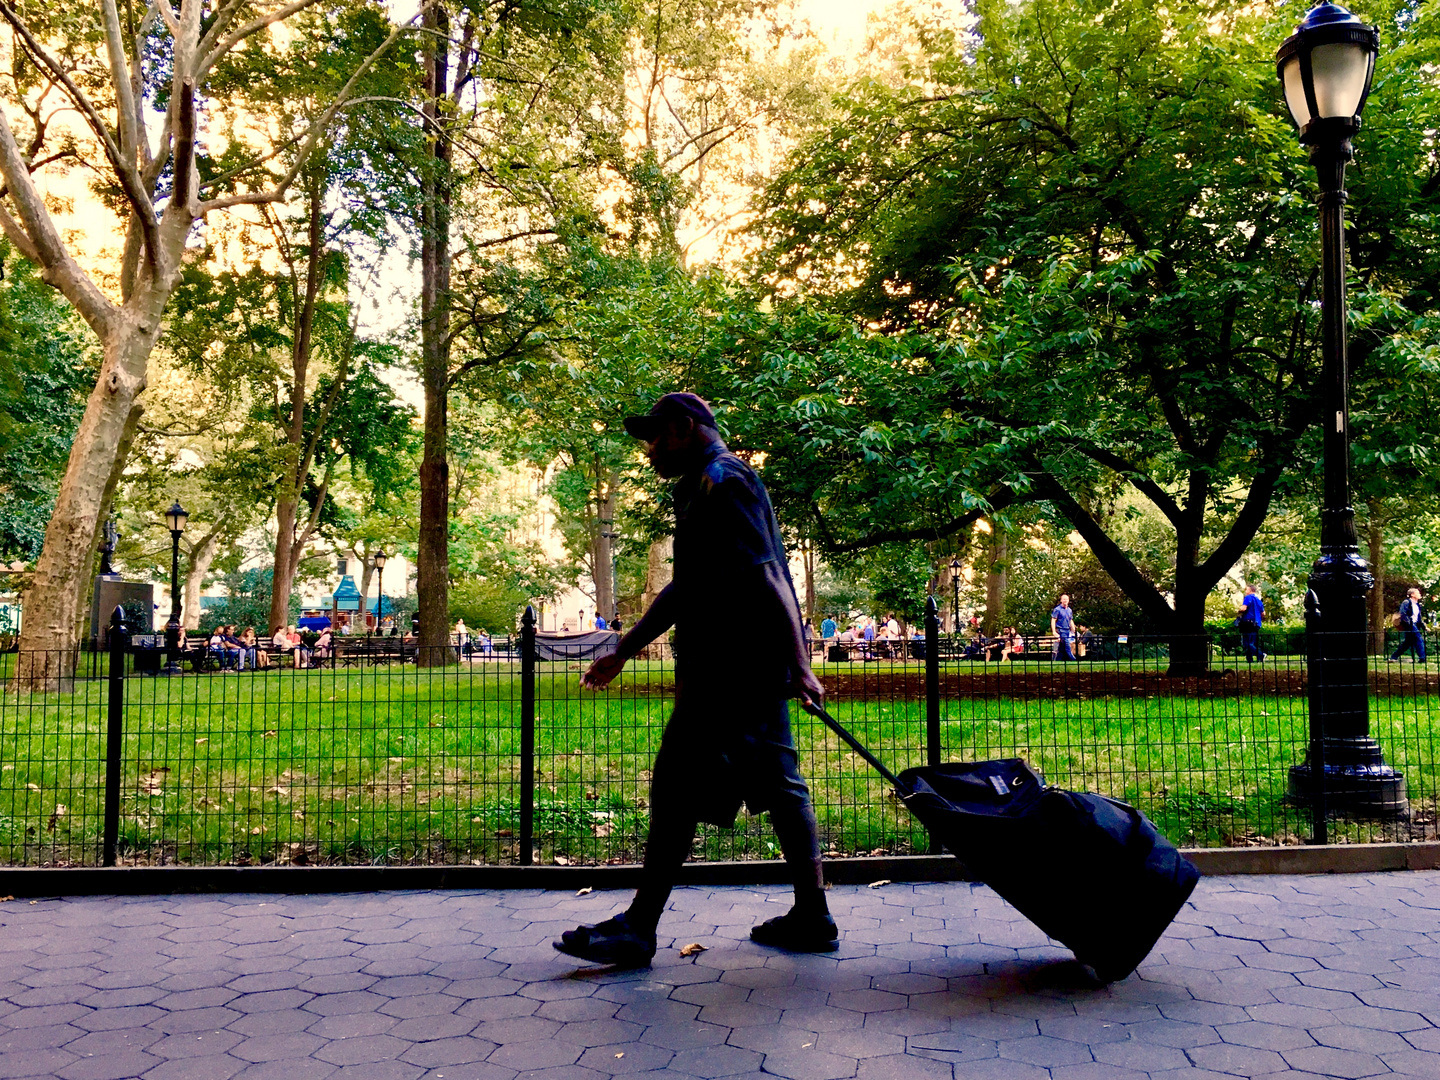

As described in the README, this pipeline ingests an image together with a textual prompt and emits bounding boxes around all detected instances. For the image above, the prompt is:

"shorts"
[648,694,812,828]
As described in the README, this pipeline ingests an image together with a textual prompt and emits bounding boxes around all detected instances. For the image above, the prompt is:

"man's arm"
[1050,613,1058,636]
[581,582,679,690]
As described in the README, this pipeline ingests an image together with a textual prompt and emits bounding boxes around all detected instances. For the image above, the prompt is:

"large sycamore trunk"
[183,529,222,630]
[14,313,159,690]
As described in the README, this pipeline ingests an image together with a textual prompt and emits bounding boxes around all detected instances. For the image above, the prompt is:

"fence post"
[1305,589,1328,845]
[519,605,536,866]
[103,605,127,867]
[924,595,940,768]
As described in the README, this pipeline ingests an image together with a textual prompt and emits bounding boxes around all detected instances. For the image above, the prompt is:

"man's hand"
[791,666,825,709]
[582,652,627,691]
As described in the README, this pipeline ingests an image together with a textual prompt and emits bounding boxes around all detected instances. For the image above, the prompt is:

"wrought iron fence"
[0,604,1435,868]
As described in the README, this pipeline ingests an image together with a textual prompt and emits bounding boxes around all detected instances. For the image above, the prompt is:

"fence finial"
[110,605,126,633]
[522,605,536,630]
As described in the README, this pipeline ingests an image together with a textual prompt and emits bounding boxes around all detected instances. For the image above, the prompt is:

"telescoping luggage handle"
[801,700,908,793]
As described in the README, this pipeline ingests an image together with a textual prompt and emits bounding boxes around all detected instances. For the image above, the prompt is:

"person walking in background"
[820,613,837,650]
[1238,584,1265,662]
[594,613,608,630]
[1050,594,1076,661]
[555,392,833,969]
[1389,587,1427,664]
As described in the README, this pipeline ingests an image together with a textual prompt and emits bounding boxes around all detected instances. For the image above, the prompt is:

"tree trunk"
[592,481,617,623]
[641,536,673,656]
[802,540,816,626]
[14,309,160,689]
[183,528,222,630]
[269,495,301,634]
[983,523,1007,635]
[416,0,455,666]
[1365,500,1386,656]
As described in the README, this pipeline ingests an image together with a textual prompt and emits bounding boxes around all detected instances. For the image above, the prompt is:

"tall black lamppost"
[1278,3,1405,816]
[950,557,961,635]
[373,550,388,634]
[163,501,187,676]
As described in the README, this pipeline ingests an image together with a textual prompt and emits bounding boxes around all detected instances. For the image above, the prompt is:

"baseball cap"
[622,392,717,441]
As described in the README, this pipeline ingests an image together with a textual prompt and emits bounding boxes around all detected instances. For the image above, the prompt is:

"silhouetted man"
[554,393,833,967]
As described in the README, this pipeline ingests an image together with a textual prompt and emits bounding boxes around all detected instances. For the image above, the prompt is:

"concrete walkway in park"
[1,872,1438,1080]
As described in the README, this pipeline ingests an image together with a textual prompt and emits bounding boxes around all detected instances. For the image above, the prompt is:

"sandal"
[553,912,656,968]
[750,909,839,952]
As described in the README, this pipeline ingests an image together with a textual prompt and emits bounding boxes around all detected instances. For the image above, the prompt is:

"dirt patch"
[816,666,1440,700]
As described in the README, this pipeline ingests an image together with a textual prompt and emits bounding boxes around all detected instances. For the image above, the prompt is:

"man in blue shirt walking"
[1238,585,1265,662]
[1050,594,1076,661]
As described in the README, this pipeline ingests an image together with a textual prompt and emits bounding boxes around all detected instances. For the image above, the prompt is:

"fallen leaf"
[25,783,39,791]
[0,895,13,902]
[389,757,403,763]
[868,879,892,889]
[194,738,208,745]
[262,730,277,738]
[679,942,708,957]
[576,887,593,896]
[250,827,265,835]
[553,855,570,866]
[614,1053,624,1059]
[267,786,289,796]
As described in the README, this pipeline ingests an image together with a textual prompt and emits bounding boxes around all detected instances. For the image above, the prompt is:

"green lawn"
[1,658,1436,867]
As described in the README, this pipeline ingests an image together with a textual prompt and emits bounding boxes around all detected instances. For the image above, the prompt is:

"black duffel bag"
[899,759,1201,982]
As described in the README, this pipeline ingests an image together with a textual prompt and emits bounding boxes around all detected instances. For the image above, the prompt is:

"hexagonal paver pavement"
[0,870,1437,1079]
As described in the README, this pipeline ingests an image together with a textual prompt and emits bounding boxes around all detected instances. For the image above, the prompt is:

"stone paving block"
[667,1044,765,1077]
[576,1041,675,1074]
[1186,1039,1287,1074]
[0,1045,81,1077]
[54,1048,160,1080]
[853,1053,953,1080]
[148,1029,246,1058]
[1215,1020,1317,1051]
[141,1052,249,1080]
[638,1020,731,1050]
[488,1038,584,1070]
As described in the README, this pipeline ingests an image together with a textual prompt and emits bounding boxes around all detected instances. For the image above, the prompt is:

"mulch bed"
[818,665,1440,700]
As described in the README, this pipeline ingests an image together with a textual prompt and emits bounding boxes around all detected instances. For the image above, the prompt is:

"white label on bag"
[988,775,1009,797]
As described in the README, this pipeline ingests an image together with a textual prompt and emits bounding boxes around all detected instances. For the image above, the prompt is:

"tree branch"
[1032,471,1175,625]
[809,486,1020,554]
[196,0,326,79]
[196,13,417,215]
[1195,463,1284,586]
[0,0,161,259]
[0,109,116,333]
[1071,444,1184,528]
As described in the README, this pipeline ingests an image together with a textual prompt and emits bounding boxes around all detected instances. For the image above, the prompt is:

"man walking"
[1051,594,1076,661]
[555,393,834,968]
[1238,584,1265,662]
[1389,587,1427,664]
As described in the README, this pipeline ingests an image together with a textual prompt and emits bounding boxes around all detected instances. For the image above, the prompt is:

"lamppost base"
[1288,736,1408,816]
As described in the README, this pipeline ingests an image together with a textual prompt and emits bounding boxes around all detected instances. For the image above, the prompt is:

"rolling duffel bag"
[805,703,1200,982]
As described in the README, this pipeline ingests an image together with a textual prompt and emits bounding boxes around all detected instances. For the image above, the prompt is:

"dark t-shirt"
[1051,606,1073,634]
[672,445,795,690]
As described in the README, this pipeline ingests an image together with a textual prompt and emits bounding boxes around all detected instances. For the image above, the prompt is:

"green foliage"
[200,570,300,634]
[732,0,1440,652]
[0,253,95,560]
[448,577,529,635]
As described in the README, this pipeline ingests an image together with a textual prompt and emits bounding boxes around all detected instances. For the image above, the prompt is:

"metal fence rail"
[0,603,1436,869]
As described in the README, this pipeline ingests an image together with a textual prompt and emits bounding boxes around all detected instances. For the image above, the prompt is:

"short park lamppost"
[373,549,388,634]
[163,500,187,676]
[1278,3,1406,817]
[950,557,961,635]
